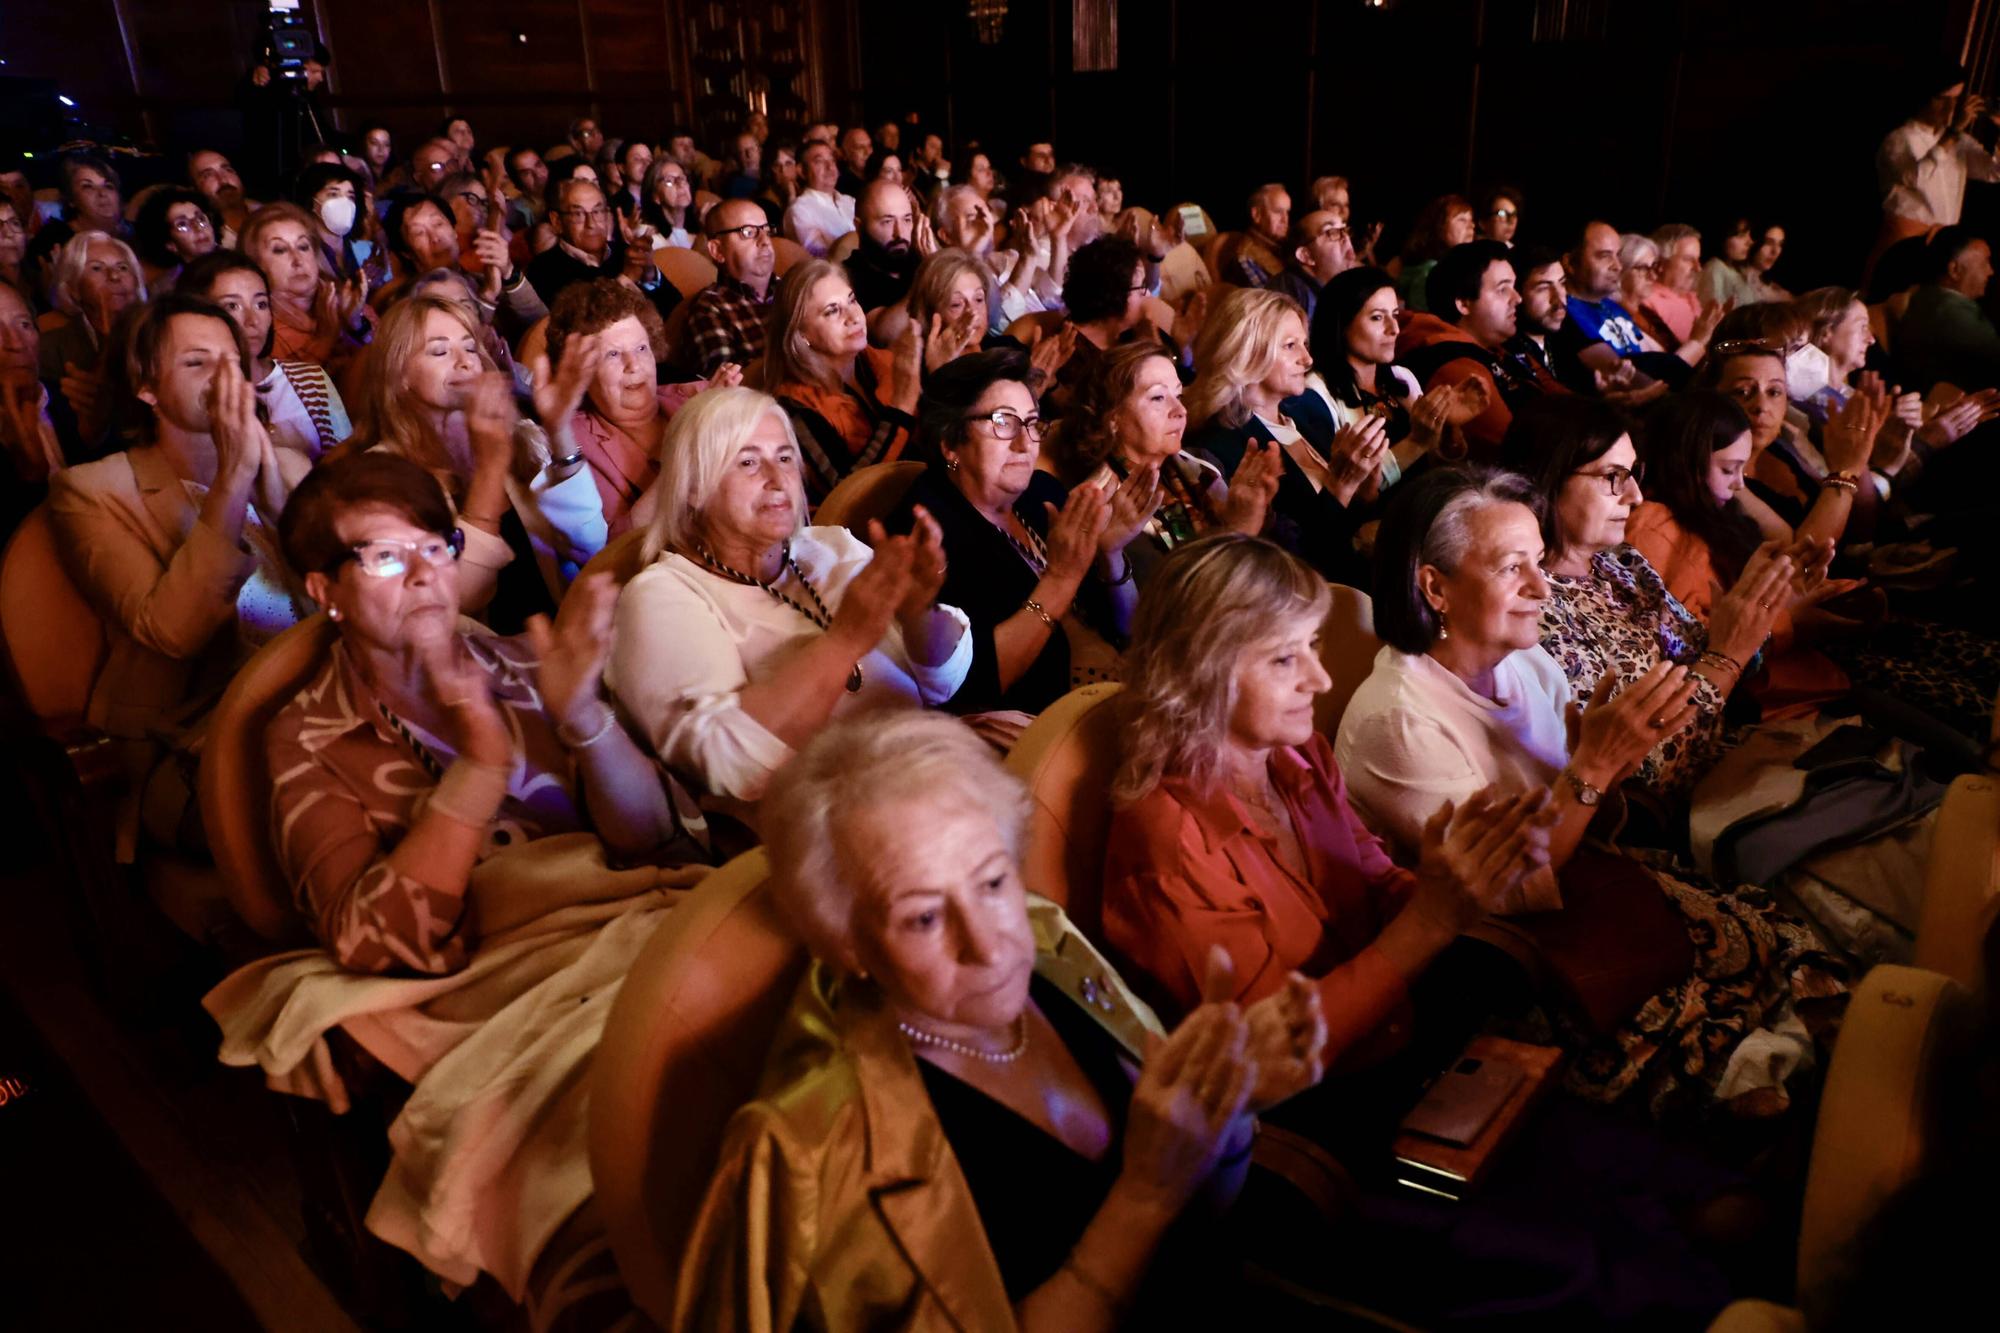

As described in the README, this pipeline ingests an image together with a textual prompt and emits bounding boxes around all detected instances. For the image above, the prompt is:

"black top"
[523,243,682,323]
[1187,391,1371,588]
[892,466,1117,715]
[916,974,1133,1302]
[844,240,917,314]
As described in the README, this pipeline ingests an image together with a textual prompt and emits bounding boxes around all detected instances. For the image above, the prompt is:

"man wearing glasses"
[688,200,780,375]
[524,179,681,322]
[1269,208,1355,324]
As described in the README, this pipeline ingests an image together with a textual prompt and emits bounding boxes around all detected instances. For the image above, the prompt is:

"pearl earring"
[1435,610,1448,640]
[943,455,959,473]
[328,608,342,622]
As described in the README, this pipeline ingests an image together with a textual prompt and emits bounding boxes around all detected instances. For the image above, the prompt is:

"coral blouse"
[1102,734,1416,1068]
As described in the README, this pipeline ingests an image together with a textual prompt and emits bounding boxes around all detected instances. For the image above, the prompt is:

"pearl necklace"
[898,1014,1030,1063]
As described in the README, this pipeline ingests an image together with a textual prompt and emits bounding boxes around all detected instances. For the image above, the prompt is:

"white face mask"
[318,195,357,238]
[1785,341,1831,401]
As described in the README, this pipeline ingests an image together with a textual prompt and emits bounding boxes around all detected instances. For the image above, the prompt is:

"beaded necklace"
[696,540,864,692]
[898,1014,1030,1063]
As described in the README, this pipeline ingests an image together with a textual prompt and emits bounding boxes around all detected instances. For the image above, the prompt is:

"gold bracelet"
[1022,598,1055,628]
[1697,650,1741,676]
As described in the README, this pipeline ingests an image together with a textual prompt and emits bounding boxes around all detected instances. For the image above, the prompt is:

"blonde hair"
[766,710,1032,966]
[238,201,332,280]
[51,232,148,317]
[762,257,851,392]
[1114,533,1331,804]
[341,295,544,488]
[640,385,805,561]
[907,247,997,338]
[1185,287,1306,430]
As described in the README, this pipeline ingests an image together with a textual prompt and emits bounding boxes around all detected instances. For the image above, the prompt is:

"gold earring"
[1436,610,1449,640]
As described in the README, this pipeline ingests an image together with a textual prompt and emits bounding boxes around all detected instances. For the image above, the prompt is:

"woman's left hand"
[1327,415,1389,506]
[1221,439,1282,535]
[892,506,949,619]
[466,371,522,472]
[1229,958,1328,1112]
[530,332,601,428]
[709,361,745,389]
[923,308,980,373]
[1100,460,1162,555]
[526,571,618,734]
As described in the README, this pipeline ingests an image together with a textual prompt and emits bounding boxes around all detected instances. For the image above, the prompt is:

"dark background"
[3,0,1998,287]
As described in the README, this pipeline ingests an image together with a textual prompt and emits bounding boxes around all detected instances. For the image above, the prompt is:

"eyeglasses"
[1489,207,1518,221]
[707,222,773,243]
[1709,339,1783,360]
[170,214,213,234]
[456,190,489,211]
[1572,463,1644,496]
[0,219,24,238]
[561,206,611,223]
[965,409,1046,441]
[332,531,465,578]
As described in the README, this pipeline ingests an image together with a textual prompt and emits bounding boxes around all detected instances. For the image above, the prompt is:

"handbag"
[1466,844,1694,1037]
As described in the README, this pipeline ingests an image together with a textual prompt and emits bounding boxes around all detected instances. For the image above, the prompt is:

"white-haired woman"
[676,709,1331,1331]
[42,231,146,440]
[336,294,607,632]
[1184,287,1389,586]
[1617,232,1722,367]
[608,387,971,808]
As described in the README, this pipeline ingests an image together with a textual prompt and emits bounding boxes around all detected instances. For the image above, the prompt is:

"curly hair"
[131,186,220,269]
[1045,339,1175,484]
[1114,534,1331,805]
[1185,287,1307,430]
[1061,235,1144,324]
[544,277,666,374]
[1401,194,1473,265]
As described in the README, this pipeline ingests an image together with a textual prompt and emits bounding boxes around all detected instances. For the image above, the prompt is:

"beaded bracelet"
[1821,472,1860,494]
[1022,598,1055,628]
[557,707,619,749]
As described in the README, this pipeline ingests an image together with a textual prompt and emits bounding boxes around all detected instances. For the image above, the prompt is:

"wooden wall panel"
[314,0,442,103]
[435,0,589,97]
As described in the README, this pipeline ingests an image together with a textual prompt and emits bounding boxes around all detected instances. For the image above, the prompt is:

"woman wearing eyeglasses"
[1499,396,1795,800]
[131,186,220,292]
[268,451,697,975]
[1475,186,1520,247]
[888,351,1153,715]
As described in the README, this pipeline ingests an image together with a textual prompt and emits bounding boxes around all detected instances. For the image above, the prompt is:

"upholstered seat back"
[812,460,926,538]
[0,506,107,730]
[1004,683,1126,939]
[588,850,806,1327]
[198,614,338,942]
[1314,583,1380,741]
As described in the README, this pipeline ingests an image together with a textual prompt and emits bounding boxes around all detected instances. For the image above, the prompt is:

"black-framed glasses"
[966,409,1046,441]
[456,190,490,212]
[331,530,465,578]
[707,222,773,243]
[1573,463,1643,496]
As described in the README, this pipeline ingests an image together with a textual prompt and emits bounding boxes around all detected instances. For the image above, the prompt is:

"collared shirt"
[782,188,856,257]
[1877,118,2000,225]
[1102,733,1418,1068]
[686,273,776,375]
[268,626,586,975]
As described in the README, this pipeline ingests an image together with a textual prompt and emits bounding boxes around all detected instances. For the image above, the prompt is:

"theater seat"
[198,614,338,944]
[588,849,805,1328]
[1912,773,2000,989]
[1004,682,1125,937]
[1314,583,1380,741]
[812,459,925,538]
[770,235,809,277]
[654,246,718,301]
[1708,962,1975,1329]
[826,231,860,263]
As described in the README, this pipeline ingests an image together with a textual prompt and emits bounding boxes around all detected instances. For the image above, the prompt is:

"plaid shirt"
[687,274,777,375]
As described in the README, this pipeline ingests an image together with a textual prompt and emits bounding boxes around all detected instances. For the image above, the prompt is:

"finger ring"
[1648,714,1667,729]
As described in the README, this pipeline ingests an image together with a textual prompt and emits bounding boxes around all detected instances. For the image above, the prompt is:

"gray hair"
[1424,474,1541,579]
[1650,222,1702,254]
[640,386,805,561]
[1617,233,1660,274]
[51,232,148,317]
[931,183,982,237]
[765,711,1032,966]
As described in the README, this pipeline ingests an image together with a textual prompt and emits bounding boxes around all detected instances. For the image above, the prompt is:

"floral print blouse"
[1539,544,1731,799]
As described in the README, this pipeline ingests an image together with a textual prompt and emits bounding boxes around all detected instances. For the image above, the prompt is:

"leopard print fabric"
[1540,545,1731,800]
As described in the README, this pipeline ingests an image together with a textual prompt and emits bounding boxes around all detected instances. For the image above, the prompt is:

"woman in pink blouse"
[538,278,738,536]
[269,451,702,974]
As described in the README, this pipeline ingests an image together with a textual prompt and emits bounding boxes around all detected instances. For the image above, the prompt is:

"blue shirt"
[1565,294,1648,357]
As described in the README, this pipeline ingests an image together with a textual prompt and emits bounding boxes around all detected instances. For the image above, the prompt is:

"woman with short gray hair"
[608,386,971,806]
[677,709,1330,1330]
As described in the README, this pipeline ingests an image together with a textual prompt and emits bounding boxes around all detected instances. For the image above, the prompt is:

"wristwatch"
[1559,766,1601,807]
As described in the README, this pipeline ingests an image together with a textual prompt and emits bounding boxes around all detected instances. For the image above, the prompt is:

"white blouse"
[607,525,973,801]
[256,359,351,462]
[1335,645,1573,859]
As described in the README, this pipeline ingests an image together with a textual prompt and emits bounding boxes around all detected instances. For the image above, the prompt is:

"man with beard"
[1504,245,1583,399]
[688,199,779,374]
[1047,165,1102,248]
[845,182,923,313]
[525,179,680,322]
[189,150,260,250]
[783,141,857,257]
[934,184,1055,324]
[505,146,551,232]
[1269,208,1354,323]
